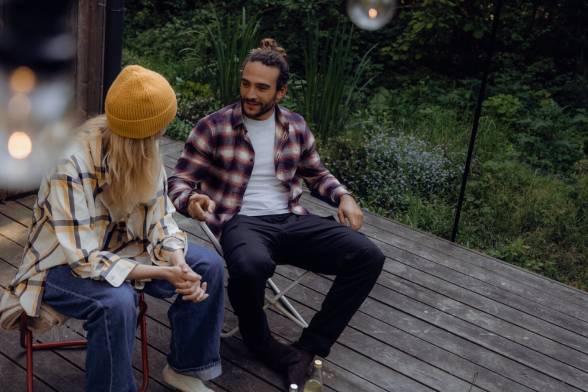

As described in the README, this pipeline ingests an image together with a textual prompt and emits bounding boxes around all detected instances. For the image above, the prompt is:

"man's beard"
[241,97,276,119]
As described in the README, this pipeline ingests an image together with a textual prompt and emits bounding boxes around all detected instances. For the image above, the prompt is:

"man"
[168,38,384,388]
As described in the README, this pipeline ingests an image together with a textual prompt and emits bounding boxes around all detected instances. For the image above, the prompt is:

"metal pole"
[451,0,504,242]
[102,0,124,103]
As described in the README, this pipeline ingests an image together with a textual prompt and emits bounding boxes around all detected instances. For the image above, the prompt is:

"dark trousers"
[220,213,385,357]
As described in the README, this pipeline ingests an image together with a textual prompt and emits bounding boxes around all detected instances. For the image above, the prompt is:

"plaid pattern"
[168,102,350,237]
[4,131,186,318]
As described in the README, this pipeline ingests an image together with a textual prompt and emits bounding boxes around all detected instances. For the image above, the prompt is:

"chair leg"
[25,325,34,392]
[138,293,149,392]
[20,295,150,392]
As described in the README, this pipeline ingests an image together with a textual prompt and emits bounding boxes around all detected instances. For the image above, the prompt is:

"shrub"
[322,126,460,216]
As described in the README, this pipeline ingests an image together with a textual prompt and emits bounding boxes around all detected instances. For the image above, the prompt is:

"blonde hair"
[78,115,162,219]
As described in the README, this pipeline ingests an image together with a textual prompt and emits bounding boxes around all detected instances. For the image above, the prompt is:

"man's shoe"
[252,336,301,372]
[162,364,214,392]
[287,346,315,388]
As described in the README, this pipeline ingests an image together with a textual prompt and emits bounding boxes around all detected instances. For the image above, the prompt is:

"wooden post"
[74,0,107,118]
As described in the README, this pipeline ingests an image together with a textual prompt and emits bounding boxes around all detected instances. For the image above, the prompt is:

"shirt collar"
[232,101,290,134]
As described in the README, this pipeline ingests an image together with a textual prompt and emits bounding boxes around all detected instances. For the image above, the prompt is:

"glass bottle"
[303,359,323,392]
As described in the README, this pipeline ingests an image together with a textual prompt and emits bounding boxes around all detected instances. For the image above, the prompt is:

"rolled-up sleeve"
[167,120,215,215]
[298,126,350,206]
[147,170,187,264]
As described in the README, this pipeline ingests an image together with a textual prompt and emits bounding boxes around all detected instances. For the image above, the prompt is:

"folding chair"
[20,292,150,392]
[198,222,309,338]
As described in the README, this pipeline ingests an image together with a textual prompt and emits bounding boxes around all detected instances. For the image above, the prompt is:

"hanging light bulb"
[347,0,398,31]
[0,0,76,190]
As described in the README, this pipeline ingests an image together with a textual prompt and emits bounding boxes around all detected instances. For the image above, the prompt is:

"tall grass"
[295,20,375,138]
[204,8,260,105]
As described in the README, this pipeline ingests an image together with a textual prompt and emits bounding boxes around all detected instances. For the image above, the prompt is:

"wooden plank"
[368,232,588,339]
[370,281,586,391]
[301,194,588,324]
[0,322,88,391]
[147,296,418,392]
[0,352,55,392]
[0,212,28,247]
[272,270,582,392]
[270,274,534,392]
[300,193,588,314]
[381,255,588,354]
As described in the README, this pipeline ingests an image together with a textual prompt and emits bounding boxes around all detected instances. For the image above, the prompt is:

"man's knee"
[355,241,385,276]
[226,249,275,282]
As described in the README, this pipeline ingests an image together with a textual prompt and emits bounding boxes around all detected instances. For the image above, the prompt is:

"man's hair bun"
[259,38,287,60]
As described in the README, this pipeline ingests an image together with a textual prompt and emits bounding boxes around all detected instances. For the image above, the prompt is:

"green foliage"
[166,117,193,141]
[124,1,588,290]
[174,78,219,124]
[322,123,460,216]
[292,20,374,138]
[198,8,261,105]
[513,99,586,173]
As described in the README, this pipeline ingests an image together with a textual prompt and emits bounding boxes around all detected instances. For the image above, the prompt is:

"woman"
[0,65,223,392]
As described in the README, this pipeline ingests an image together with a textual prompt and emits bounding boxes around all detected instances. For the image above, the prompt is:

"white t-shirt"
[239,113,290,216]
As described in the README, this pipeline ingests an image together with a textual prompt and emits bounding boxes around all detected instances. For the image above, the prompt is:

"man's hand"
[337,194,363,231]
[165,264,209,302]
[187,193,215,221]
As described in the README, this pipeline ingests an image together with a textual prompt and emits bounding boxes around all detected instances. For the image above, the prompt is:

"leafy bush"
[322,126,460,215]
[174,78,219,124]
[513,99,585,173]
[166,118,193,141]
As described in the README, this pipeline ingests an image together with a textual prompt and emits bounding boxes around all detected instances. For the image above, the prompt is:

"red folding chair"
[19,292,150,392]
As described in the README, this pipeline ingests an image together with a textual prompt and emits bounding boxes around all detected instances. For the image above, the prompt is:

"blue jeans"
[42,243,224,392]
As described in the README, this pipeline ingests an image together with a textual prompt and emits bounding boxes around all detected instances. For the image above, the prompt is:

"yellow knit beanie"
[105,65,177,139]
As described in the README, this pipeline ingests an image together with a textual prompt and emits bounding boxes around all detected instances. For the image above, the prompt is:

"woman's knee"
[100,284,137,319]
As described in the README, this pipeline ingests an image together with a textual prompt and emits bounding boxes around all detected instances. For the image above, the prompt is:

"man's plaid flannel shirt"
[168,102,350,238]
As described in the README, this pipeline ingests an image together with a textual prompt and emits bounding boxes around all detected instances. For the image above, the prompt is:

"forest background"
[123,0,588,290]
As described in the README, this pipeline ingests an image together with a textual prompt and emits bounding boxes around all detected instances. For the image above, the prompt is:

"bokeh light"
[7,131,33,159]
[9,66,36,93]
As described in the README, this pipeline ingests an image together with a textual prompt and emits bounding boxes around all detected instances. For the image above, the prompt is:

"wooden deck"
[1,136,588,391]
